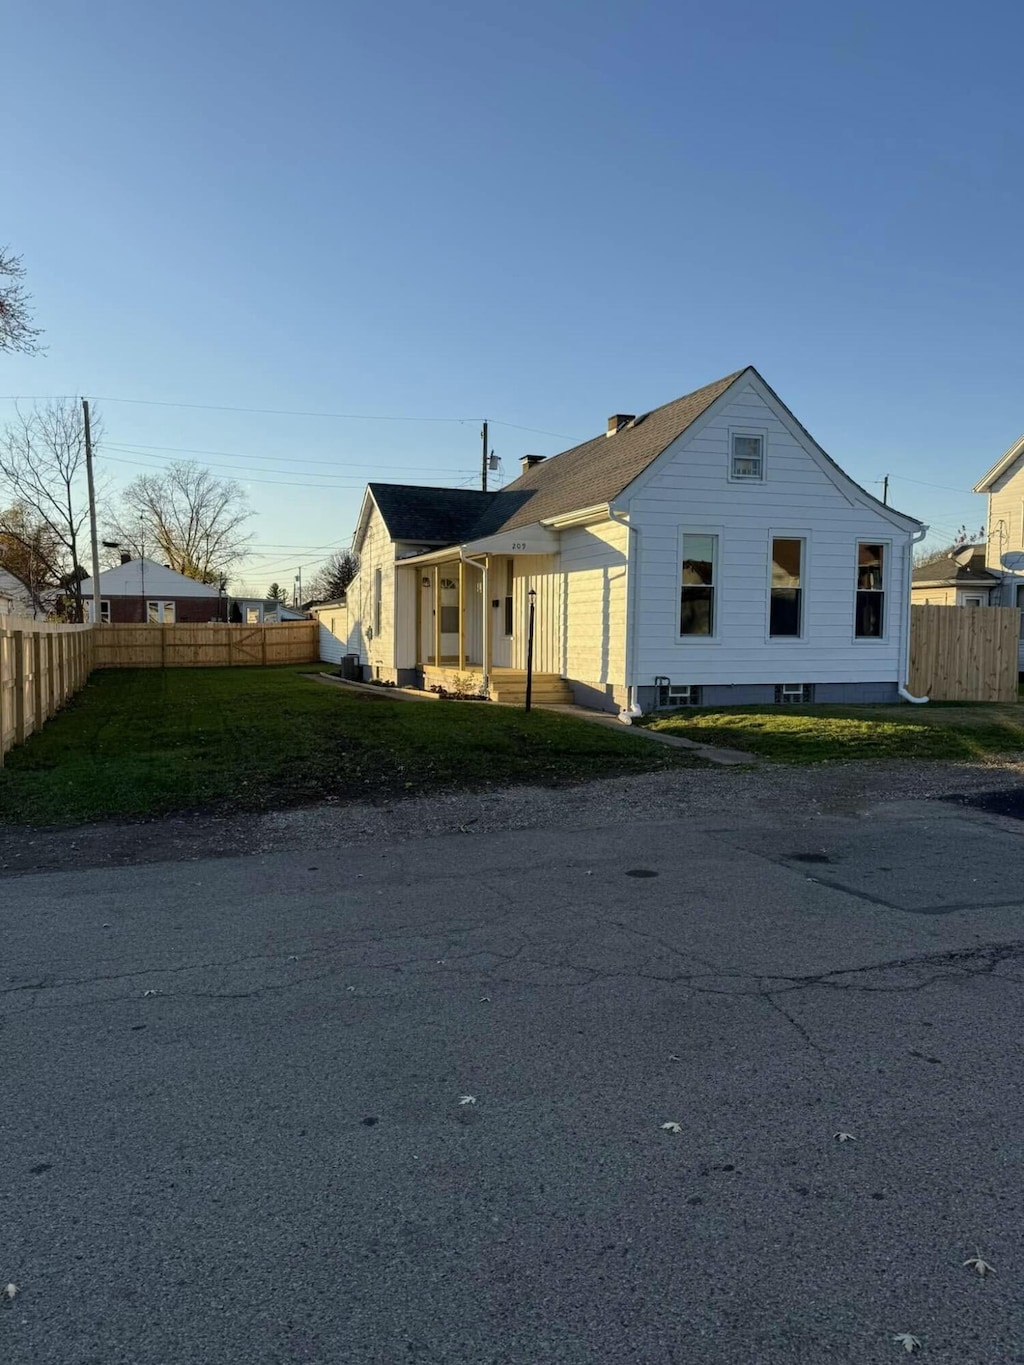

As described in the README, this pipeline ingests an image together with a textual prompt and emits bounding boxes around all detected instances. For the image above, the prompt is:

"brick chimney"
[120,552,131,565]
[520,454,547,475]
[606,414,635,436]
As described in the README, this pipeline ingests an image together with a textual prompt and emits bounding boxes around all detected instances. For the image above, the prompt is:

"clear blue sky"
[5,0,1022,589]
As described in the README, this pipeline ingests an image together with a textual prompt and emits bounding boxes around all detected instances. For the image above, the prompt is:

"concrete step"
[491,686,575,704]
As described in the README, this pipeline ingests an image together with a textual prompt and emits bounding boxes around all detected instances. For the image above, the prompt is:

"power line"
[102,450,476,491]
[104,439,472,473]
[0,394,573,440]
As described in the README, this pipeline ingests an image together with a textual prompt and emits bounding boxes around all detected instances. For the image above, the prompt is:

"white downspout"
[609,508,642,722]
[899,525,930,704]
[459,547,489,693]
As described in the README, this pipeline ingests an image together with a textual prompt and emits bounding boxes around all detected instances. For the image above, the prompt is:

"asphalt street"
[2,781,1024,1364]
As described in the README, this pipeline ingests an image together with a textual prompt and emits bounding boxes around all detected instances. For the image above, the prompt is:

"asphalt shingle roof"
[911,546,998,584]
[368,369,748,545]
[366,485,503,544]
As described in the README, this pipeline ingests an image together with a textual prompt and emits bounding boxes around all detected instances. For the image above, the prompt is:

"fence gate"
[232,628,266,666]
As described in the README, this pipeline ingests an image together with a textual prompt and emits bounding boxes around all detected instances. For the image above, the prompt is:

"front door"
[439,572,459,661]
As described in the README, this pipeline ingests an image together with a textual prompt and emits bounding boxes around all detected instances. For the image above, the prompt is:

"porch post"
[433,565,441,667]
[414,567,422,666]
[458,560,465,670]
[481,556,490,692]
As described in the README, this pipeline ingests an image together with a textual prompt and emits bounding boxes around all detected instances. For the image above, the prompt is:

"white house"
[0,567,38,618]
[310,598,349,666]
[339,367,925,713]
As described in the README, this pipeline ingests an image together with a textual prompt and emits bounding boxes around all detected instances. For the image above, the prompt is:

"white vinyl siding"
[509,555,562,673]
[627,378,909,685]
[561,520,628,686]
[347,504,398,678]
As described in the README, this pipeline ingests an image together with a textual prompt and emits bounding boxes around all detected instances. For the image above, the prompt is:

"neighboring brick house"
[80,557,225,624]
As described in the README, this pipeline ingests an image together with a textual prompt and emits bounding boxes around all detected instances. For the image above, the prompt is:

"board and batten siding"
[560,520,628,690]
[508,555,562,674]
[627,381,911,687]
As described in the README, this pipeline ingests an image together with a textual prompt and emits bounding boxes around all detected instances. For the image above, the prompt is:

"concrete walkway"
[540,703,759,766]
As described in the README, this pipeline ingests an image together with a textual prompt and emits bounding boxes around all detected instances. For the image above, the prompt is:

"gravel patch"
[3,756,1023,879]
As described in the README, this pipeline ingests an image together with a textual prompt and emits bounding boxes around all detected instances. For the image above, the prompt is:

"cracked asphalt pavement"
[3,771,1024,1363]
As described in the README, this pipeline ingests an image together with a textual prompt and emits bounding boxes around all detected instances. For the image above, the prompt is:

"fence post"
[32,634,43,739]
[0,629,7,766]
[13,630,26,745]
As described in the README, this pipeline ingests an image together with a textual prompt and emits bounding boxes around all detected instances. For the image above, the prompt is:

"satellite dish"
[1001,552,1024,570]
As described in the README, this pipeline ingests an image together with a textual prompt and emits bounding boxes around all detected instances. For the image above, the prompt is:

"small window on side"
[731,434,763,480]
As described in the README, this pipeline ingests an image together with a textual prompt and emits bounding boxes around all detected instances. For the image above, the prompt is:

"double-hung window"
[680,534,717,636]
[770,538,803,637]
[731,433,764,480]
[855,543,885,638]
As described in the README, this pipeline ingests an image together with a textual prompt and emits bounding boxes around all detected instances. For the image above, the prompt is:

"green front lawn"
[643,702,1024,764]
[0,667,701,826]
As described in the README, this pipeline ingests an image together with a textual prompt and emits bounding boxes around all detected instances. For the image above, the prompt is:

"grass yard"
[643,701,1024,764]
[0,667,701,826]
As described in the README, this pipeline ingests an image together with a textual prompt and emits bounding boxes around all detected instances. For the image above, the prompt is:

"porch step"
[489,672,574,705]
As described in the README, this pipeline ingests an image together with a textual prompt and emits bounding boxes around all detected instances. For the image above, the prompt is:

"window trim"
[677,526,722,643]
[728,427,767,483]
[853,539,891,643]
[100,599,110,624]
[767,533,807,641]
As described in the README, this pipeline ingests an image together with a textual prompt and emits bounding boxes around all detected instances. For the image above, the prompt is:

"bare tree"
[108,460,253,583]
[308,548,359,602]
[0,248,44,354]
[0,401,95,620]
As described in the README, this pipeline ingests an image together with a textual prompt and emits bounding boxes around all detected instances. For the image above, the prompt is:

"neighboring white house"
[971,434,1024,667]
[0,567,38,618]
[338,367,925,713]
[911,545,999,608]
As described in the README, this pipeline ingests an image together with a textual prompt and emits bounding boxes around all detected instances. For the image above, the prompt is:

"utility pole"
[481,420,488,493]
[882,475,889,506]
[83,399,101,626]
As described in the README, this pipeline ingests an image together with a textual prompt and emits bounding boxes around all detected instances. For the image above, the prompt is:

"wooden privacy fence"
[1,619,93,765]
[909,604,1020,703]
[92,621,318,669]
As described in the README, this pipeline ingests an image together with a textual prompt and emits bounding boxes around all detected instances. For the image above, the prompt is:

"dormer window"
[731,433,764,480]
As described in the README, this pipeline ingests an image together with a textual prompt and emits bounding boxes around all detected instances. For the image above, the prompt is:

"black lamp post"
[525,587,537,713]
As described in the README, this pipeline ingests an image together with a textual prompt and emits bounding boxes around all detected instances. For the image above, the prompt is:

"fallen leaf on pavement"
[661,1122,682,1133]
[834,1131,856,1143]
[963,1250,995,1277]
[2,1284,16,1304]
[892,1333,921,1353]
[458,1095,477,1106]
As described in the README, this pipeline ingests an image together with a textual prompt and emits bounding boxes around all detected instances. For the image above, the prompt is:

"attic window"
[730,434,764,480]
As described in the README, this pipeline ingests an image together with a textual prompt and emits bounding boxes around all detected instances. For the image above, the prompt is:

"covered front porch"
[398,526,563,696]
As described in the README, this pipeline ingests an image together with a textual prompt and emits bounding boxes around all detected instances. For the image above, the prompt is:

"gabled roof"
[359,366,918,551]
[366,485,502,544]
[80,558,221,597]
[485,369,748,532]
[911,545,999,586]
[974,435,1024,492]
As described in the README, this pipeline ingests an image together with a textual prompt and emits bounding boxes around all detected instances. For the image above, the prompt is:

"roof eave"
[974,434,1024,492]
